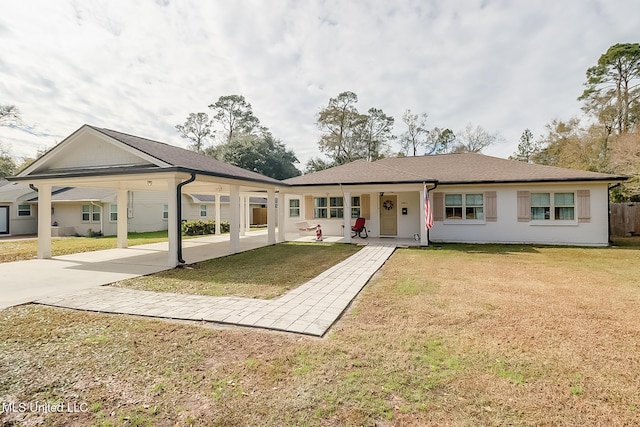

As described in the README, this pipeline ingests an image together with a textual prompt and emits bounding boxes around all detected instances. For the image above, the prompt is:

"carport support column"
[37,183,52,259]
[214,193,221,235]
[116,189,128,248]
[229,185,240,253]
[167,177,179,267]
[239,194,246,237]
[267,188,276,244]
[343,191,351,244]
[277,191,286,242]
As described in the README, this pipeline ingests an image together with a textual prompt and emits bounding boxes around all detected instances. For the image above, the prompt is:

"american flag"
[425,188,433,230]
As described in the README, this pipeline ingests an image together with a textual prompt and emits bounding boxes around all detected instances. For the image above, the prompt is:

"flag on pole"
[425,186,433,230]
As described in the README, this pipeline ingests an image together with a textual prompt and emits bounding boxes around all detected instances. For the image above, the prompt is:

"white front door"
[0,206,9,234]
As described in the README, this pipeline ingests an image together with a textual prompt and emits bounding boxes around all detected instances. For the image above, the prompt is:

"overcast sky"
[1,0,638,170]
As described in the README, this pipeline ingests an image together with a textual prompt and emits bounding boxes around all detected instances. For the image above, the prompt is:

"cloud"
[0,0,638,166]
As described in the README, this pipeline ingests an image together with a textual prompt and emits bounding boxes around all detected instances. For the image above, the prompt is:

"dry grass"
[113,242,361,299]
[1,243,640,426]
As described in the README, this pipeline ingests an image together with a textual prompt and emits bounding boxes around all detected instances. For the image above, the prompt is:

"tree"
[209,95,262,144]
[215,132,301,180]
[426,127,456,155]
[451,123,498,153]
[0,104,20,126]
[510,129,541,163]
[579,43,640,135]
[608,131,640,200]
[0,143,16,179]
[356,108,394,161]
[175,112,213,153]
[304,157,334,174]
[398,109,428,156]
[316,91,368,165]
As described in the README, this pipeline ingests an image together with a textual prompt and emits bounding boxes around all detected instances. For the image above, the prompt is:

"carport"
[9,125,288,267]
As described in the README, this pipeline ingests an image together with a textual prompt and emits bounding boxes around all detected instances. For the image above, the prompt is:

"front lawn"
[113,242,361,299]
[1,243,640,426]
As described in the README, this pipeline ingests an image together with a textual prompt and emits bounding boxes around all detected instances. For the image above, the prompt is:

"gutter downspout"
[29,184,38,192]
[177,173,197,264]
[608,182,622,245]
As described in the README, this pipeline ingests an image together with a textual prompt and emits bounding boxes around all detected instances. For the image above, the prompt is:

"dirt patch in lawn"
[1,244,639,426]
[112,242,361,299]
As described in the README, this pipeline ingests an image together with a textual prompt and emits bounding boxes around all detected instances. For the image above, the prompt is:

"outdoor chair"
[351,217,368,238]
[295,221,318,236]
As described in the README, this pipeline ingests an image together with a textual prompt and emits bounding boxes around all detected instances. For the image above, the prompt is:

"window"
[445,193,484,220]
[17,204,31,217]
[351,196,361,218]
[200,205,207,217]
[289,199,300,217]
[162,204,169,220]
[330,197,343,218]
[82,204,101,222]
[314,197,328,218]
[531,192,574,221]
[110,204,117,222]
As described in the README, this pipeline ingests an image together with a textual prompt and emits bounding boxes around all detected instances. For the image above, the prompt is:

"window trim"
[443,193,485,224]
[200,204,207,217]
[81,204,101,223]
[289,199,300,218]
[530,191,577,224]
[162,204,169,220]
[109,204,117,222]
[17,204,32,217]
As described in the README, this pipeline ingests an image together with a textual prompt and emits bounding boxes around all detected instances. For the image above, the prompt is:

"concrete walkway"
[0,230,273,310]
[35,244,396,337]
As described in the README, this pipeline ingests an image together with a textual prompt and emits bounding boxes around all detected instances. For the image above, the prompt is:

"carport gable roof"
[13,124,282,186]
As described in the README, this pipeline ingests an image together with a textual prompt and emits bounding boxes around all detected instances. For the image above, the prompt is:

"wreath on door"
[383,200,394,211]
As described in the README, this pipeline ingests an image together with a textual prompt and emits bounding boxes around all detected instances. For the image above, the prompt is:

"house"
[0,180,39,236]
[283,154,626,246]
[9,124,285,266]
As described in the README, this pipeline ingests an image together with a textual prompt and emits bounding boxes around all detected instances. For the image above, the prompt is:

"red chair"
[351,217,368,238]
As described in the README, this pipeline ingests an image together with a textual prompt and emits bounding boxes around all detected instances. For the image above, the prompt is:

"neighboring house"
[22,188,268,237]
[283,154,626,246]
[0,180,38,235]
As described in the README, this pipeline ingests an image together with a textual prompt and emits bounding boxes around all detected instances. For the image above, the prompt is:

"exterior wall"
[8,202,38,235]
[429,182,610,246]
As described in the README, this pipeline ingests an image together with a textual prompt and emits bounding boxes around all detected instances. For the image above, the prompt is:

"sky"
[1,0,638,171]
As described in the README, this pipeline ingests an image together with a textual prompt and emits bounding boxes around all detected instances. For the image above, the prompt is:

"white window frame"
[351,196,361,219]
[289,199,300,217]
[17,204,32,217]
[444,193,484,223]
[314,197,328,219]
[109,204,117,222]
[531,192,576,223]
[162,204,169,220]
[81,204,101,223]
[200,204,207,217]
[329,196,344,218]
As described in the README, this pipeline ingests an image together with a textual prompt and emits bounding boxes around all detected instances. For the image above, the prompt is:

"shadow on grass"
[419,243,541,254]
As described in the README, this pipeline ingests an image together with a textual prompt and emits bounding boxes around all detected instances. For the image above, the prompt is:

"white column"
[37,183,52,259]
[239,194,246,236]
[214,193,221,235]
[267,188,276,244]
[229,185,240,253]
[245,195,251,232]
[420,188,429,246]
[277,191,286,242]
[343,191,351,244]
[167,177,179,267]
[117,189,128,248]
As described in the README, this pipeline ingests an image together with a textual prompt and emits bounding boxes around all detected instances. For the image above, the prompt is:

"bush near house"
[181,219,230,236]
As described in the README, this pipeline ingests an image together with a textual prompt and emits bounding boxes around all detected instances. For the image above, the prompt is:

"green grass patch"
[114,242,361,299]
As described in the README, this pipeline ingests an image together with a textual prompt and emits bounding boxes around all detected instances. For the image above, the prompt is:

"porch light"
[147,181,152,186]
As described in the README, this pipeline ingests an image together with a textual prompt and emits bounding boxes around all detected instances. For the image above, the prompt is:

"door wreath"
[383,200,394,210]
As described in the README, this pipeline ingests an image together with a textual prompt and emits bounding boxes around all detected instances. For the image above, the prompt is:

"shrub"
[182,220,229,236]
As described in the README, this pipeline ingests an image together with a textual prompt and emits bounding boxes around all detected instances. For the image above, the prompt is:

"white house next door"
[380,195,397,235]
[0,206,9,234]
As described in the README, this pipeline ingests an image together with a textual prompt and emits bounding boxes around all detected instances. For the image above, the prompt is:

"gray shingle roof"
[27,187,116,202]
[285,153,626,186]
[86,126,283,186]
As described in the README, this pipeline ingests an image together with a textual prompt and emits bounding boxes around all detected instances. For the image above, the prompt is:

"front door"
[380,195,397,235]
[0,206,9,234]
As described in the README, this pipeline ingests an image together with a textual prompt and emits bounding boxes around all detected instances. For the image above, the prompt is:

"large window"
[314,197,328,218]
[445,193,483,220]
[314,196,360,219]
[17,204,31,217]
[351,196,361,218]
[82,204,101,222]
[531,192,574,221]
[289,199,300,217]
[329,197,343,218]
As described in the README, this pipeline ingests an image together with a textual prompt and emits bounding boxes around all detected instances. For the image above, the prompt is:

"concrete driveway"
[0,231,272,310]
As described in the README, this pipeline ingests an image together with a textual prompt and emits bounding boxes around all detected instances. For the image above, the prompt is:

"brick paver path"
[36,244,396,337]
